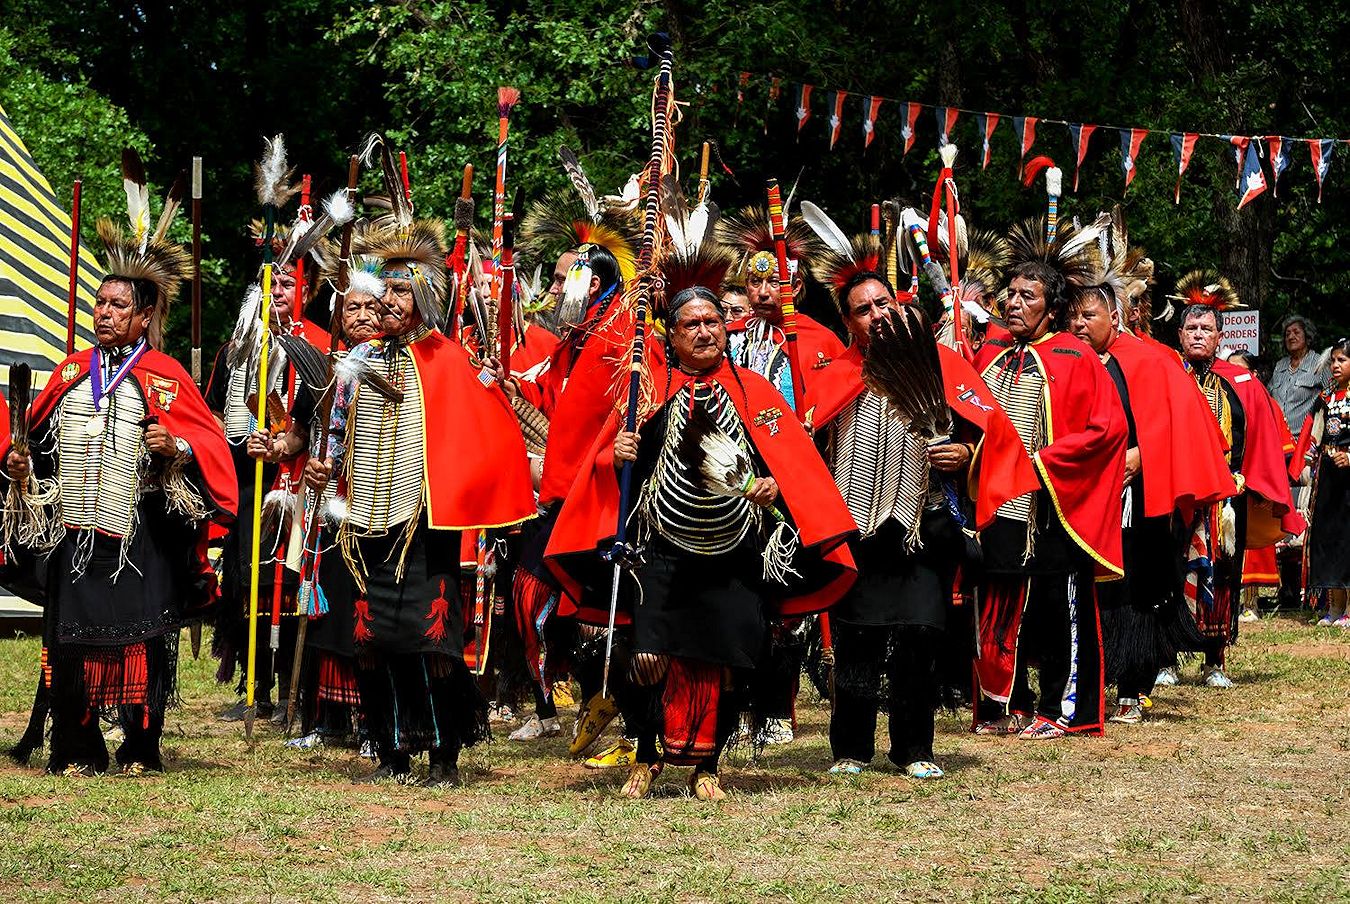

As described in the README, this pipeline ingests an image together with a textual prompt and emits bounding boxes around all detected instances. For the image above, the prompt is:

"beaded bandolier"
[828,389,938,546]
[1194,366,1235,459]
[56,374,146,542]
[640,381,757,555]
[729,323,794,411]
[336,332,428,588]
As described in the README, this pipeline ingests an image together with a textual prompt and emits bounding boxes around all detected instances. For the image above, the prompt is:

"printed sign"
[1224,309,1260,355]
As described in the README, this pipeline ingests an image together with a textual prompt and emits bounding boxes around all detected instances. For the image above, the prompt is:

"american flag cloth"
[1184,508,1216,619]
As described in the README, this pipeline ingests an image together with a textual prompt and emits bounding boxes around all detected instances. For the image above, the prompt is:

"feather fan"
[334,344,405,404]
[274,332,331,390]
[862,306,953,443]
[676,405,756,497]
[7,363,30,455]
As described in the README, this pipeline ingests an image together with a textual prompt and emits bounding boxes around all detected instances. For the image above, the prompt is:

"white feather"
[939,143,958,168]
[257,134,290,208]
[347,269,385,299]
[325,494,349,525]
[686,202,711,251]
[322,189,355,228]
[801,201,853,260]
[1045,166,1063,197]
[696,429,755,497]
[664,213,688,255]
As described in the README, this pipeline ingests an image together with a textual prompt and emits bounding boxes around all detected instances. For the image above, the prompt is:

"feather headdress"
[518,147,642,282]
[1004,215,1106,292]
[714,204,822,285]
[800,201,882,310]
[95,148,192,350]
[354,218,449,331]
[933,215,1010,305]
[1169,270,1242,312]
[658,175,735,308]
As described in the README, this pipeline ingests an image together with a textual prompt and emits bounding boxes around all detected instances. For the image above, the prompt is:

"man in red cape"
[971,248,1128,739]
[805,269,1038,777]
[546,286,855,800]
[1069,283,1236,722]
[304,222,535,787]
[4,252,236,775]
[1169,275,1303,688]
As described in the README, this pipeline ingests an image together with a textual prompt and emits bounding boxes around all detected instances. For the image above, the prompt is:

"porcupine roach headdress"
[519,146,642,283]
[658,173,736,309]
[1168,269,1241,313]
[354,132,449,331]
[714,202,822,289]
[1004,214,1106,295]
[799,200,882,311]
[934,216,1010,311]
[96,148,193,350]
[1085,205,1154,329]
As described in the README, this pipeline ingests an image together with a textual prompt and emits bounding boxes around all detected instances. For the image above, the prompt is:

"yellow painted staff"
[246,135,292,739]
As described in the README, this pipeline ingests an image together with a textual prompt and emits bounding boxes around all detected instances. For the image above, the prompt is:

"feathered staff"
[65,179,82,355]
[923,144,969,358]
[190,158,204,387]
[766,178,807,416]
[245,133,295,740]
[601,33,676,698]
[447,165,474,342]
[1022,155,1063,243]
[491,87,521,301]
[287,154,363,730]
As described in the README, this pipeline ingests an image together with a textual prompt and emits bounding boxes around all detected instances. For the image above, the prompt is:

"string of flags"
[704,71,1347,207]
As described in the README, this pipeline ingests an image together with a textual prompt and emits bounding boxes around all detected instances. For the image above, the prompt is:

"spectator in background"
[1269,315,1328,434]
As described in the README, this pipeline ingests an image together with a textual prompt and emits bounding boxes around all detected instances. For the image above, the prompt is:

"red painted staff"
[64,179,82,355]
[765,178,806,415]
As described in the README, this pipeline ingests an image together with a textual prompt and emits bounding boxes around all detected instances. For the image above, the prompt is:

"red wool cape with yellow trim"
[974,326,1129,579]
[545,358,858,622]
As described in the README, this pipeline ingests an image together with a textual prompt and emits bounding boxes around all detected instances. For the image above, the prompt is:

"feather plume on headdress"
[713,204,823,285]
[932,214,1009,307]
[253,135,300,211]
[1169,270,1242,312]
[518,147,641,283]
[656,175,735,311]
[1004,215,1106,292]
[799,201,882,311]
[96,149,192,349]
[354,218,450,331]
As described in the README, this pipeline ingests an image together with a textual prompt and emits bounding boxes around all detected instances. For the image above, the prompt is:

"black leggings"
[829,624,938,766]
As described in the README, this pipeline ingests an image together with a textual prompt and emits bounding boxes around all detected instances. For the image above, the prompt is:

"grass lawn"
[1,614,1348,902]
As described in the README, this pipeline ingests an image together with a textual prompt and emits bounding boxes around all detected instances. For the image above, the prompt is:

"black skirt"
[1308,457,1350,590]
[321,517,465,659]
[632,536,771,670]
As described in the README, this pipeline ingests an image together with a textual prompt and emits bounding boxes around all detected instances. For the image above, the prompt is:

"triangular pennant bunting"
[1171,132,1198,203]
[829,90,847,150]
[1310,138,1335,202]
[976,112,1000,169]
[1013,116,1038,170]
[863,96,883,150]
[936,106,960,147]
[901,102,921,156]
[1068,123,1097,191]
[1264,136,1292,197]
[795,84,813,140]
[1235,138,1267,209]
[1120,128,1148,189]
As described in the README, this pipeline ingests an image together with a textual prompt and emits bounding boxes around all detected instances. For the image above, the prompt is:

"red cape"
[545,358,857,620]
[521,306,637,507]
[976,328,1128,579]
[1210,358,1305,543]
[804,343,1039,530]
[11,347,238,524]
[1108,332,1237,520]
[399,330,536,530]
[726,312,847,401]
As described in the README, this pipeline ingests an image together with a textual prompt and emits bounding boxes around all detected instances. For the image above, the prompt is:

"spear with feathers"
[601,33,676,698]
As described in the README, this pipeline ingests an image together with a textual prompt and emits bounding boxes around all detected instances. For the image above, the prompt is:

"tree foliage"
[0,0,1345,358]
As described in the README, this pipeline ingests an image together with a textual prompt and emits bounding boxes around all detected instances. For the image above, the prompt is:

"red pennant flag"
[1310,138,1336,203]
[795,84,812,140]
[1068,123,1097,191]
[936,106,960,146]
[976,112,1000,169]
[1235,139,1267,209]
[1171,132,1198,203]
[736,71,750,106]
[863,96,883,150]
[1013,116,1038,172]
[1120,128,1148,189]
[901,102,921,156]
[828,90,847,150]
